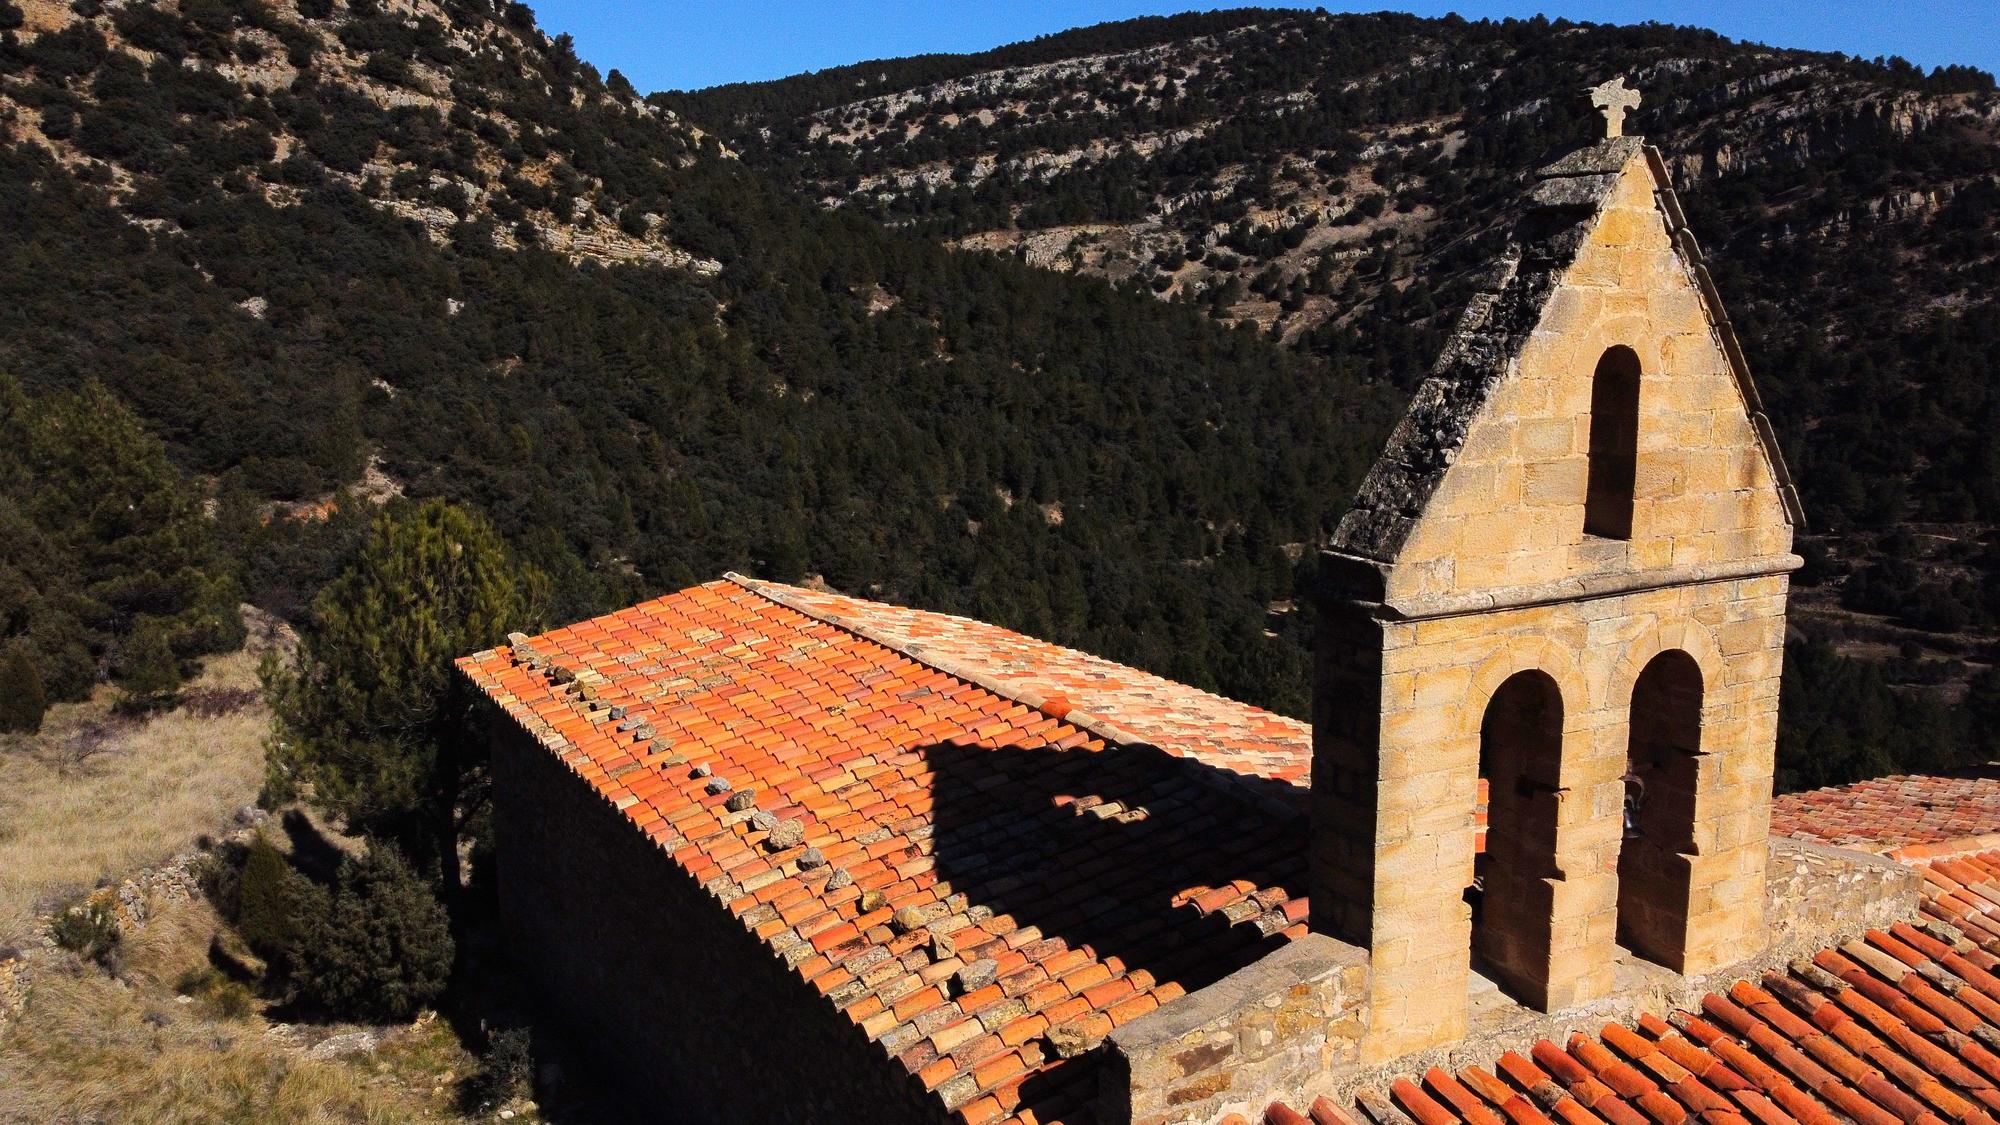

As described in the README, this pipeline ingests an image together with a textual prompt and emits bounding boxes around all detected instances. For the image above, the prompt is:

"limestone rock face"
[718,13,1998,385]
[1,0,727,277]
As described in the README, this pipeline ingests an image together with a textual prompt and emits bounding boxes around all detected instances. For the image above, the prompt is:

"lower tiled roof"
[1261,850,2000,1125]
[457,578,1312,1125]
[1772,772,2000,854]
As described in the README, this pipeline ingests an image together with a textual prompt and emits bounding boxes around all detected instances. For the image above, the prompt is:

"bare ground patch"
[0,613,573,1122]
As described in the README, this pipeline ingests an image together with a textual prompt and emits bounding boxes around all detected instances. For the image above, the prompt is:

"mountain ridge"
[681,9,2000,679]
[0,0,1993,784]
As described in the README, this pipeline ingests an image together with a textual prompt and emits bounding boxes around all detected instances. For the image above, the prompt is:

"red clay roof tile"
[470,579,2000,1125]
[1771,773,2000,854]
[457,576,1308,1125]
[1271,834,2000,1125]
[735,576,1311,807]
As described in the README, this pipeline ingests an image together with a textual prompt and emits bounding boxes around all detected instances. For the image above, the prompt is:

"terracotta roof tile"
[734,576,1312,806]
[1771,772,2000,853]
[458,577,1309,1125]
[1268,848,2000,1125]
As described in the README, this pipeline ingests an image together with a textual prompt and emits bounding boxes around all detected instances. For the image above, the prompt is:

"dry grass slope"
[0,647,271,946]
[0,890,462,1124]
[0,615,491,1123]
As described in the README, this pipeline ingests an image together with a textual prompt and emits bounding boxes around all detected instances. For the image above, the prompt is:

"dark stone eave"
[1330,137,1642,569]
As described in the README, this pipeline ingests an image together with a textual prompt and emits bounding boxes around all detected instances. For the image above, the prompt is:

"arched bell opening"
[1472,670,1566,1008]
[1584,345,1642,540]
[1616,649,1704,970]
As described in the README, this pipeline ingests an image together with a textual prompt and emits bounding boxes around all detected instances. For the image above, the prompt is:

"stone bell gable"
[1330,134,1803,602]
[1314,124,1805,1062]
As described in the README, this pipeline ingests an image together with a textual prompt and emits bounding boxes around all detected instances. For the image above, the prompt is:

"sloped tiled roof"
[738,577,1312,792]
[1261,849,2000,1125]
[1772,772,2000,856]
[457,577,1313,1125]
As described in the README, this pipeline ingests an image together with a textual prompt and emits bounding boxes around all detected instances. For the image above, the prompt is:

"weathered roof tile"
[1266,846,2000,1125]
[457,577,1308,1124]
[1772,772,2000,855]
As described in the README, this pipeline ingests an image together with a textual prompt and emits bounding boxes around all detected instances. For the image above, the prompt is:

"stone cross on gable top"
[1588,77,1642,139]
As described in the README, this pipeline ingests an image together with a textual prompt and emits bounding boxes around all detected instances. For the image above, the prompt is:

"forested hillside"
[9,6,2000,1117]
[676,11,2000,701]
[0,0,1394,727]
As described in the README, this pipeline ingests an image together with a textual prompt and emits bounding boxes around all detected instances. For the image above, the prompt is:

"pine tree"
[115,618,183,709]
[265,498,546,896]
[234,832,314,968]
[0,642,45,733]
[0,375,242,704]
[291,845,453,1021]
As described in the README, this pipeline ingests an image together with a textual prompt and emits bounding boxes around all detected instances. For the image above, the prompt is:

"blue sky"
[525,1,2000,94]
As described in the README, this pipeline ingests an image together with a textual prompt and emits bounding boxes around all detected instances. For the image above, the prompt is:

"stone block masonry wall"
[1317,570,1791,1063]
[1100,935,1369,1125]
[1377,154,1796,607]
[493,724,942,1125]
[1309,598,1386,948]
[1286,839,1916,1107]
[1764,836,1922,955]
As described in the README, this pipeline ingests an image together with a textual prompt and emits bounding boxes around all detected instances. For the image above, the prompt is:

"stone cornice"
[1324,550,1802,622]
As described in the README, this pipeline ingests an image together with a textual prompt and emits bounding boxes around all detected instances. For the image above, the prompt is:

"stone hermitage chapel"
[457,83,1978,1125]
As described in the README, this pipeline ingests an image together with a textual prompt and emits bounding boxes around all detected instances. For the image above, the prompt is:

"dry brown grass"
[0,648,270,946]
[16,0,74,36]
[0,893,461,1124]
[0,621,508,1123]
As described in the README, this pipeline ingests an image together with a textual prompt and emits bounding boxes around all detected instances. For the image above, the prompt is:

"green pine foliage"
[682,9,2000,788]
[0,640,45,733]
[290,845,454,1022]
[0,0,1989,812]
[264,498,547,891]
[695,9,2000,643]
[201,833,454,1022]
[473,1026,534,1102]
[233,832,313,969]
[50,897,122,966]
[1775,636,1996,792]
[115,617,184,710]
[0,0,1393,719]
[0,374,242,707]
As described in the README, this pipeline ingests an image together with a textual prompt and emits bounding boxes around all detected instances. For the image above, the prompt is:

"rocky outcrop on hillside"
[0,0,720,272]
[707,13,1999,352]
